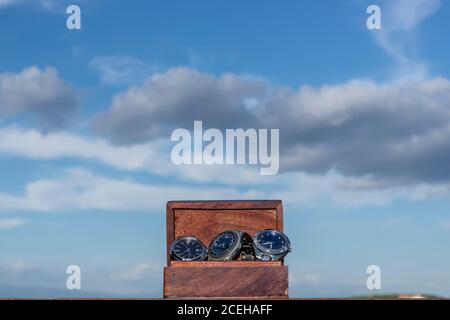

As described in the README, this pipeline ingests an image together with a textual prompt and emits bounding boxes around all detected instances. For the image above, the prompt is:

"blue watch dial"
[172,238,205,260]
[211,232,236,255]
[257,230,288,251]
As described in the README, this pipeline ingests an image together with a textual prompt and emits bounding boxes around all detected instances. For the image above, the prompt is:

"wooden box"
[163,200,288,298]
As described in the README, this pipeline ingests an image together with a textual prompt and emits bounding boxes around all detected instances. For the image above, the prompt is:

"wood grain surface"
[173,209,276,246]
[166,200,283,265]
[164,263,288,298]
[164,200,287,298]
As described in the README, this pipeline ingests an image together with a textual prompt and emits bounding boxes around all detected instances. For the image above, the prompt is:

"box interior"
[166,201,283,266]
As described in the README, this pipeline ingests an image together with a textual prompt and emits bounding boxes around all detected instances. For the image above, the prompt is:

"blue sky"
[0,0,450,298]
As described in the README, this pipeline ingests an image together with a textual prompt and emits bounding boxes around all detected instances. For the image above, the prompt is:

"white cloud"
[0,0,17,8]
[0,0,59,10]
[2,124,450,209]
[0,163,449,213]
[92,67,266,144]
[274,170,450,208]
[371,0,441,79]
[0,66,77,128]
[0,125,267,185]
[440,220,450,230]
[90,67,450,186]
[89,56,159,86]
[0,218,28,229]
[383,0,441,32]
[0,168,261,213]
[116,262,161,281]
[303,273,321,285]
[0,125,160,171]
[1,63,450,207]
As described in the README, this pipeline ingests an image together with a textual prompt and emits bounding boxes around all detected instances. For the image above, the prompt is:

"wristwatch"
[170,236,208,261]
[208,230,255,261]
[253,229,291,261]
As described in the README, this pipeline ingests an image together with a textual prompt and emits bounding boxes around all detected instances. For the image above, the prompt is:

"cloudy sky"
[0,0,450,298]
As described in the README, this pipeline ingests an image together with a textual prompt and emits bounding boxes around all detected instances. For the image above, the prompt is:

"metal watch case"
[253,229,291,261]
[208,230,244,261]
[170,236,208,261]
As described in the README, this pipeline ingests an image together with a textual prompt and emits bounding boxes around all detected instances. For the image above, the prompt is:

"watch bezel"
[253,229,291,257]
[170,236,208,261]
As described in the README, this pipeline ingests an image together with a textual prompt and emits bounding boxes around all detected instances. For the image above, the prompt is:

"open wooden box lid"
[166,200,283,265]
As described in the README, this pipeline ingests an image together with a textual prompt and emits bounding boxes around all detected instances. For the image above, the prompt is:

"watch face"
[171,237,206,261]
[211,231,237,255]
[255,230,290,255]
[208,230,242,260]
